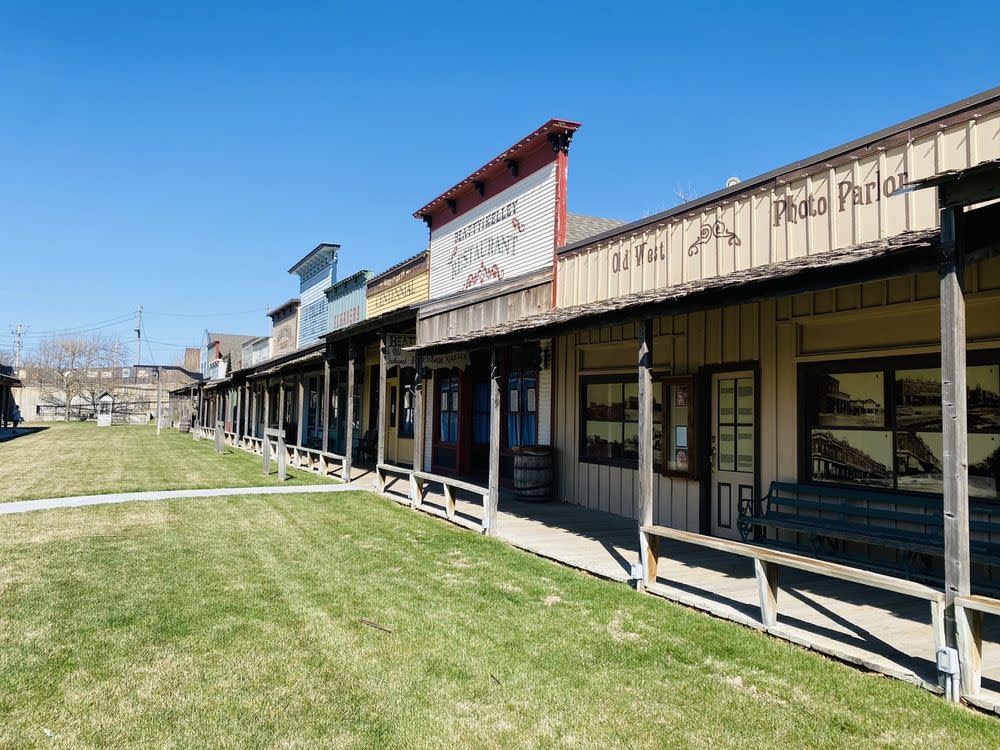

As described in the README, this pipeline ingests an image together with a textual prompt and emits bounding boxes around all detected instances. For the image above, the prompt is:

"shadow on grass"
[0,426,48,444]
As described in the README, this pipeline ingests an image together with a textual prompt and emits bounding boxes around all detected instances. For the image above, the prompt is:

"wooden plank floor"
[376,474,1000,710]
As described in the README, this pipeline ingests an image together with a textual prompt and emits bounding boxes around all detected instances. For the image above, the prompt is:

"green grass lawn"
[0,421,333,501]
[0,490,997,749]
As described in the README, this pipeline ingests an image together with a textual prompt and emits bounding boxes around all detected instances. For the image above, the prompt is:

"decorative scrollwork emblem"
[687,220,741,257]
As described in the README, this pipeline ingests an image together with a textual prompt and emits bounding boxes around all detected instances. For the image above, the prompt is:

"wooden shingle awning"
[410,228,944,355]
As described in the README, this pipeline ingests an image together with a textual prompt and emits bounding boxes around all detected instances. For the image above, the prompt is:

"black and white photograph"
[810,429,893,487]
[808,372,885,427]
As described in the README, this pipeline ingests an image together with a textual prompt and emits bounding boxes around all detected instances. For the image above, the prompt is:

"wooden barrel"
[178,417,191,433]
[513,445,554,502]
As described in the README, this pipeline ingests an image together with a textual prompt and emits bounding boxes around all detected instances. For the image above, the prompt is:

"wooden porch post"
[263,384,271,437]
[344,342,355,481]
[321,356,331,453]
[410,355,424,508]
[296,373,305,448]
[376,335,387,492]
[940,206,971,657]
[485,345,500,535]
[277,384,286,441]
[637,318,658,590]
[235,385,243,442]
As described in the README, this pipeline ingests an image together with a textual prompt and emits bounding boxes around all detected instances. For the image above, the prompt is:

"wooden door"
[710,371,756,540]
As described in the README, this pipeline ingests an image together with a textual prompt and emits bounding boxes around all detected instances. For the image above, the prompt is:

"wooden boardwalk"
[376,473,1000,711]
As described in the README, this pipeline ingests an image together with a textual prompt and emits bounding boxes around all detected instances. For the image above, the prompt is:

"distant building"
[268,298,300,357]
[288,243,339,348]
[202,331,258,380]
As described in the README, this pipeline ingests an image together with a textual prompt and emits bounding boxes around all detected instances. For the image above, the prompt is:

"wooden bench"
[355,429,378,463]
[738,481,1000,576]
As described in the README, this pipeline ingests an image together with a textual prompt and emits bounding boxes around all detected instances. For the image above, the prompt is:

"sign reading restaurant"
[428,161,557,299]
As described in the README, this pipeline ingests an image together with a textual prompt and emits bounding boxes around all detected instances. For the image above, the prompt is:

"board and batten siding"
[554,255,1000,528]
[327,272,373,334]
[428,163,557,300]
[557,108,1000,307]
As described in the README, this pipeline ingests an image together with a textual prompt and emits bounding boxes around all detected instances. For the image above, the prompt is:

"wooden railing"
[639,524,946,680]
[954,594,1000,701]
[376,463,492,534]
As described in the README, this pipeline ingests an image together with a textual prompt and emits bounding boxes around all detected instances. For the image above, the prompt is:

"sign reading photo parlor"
[427,163,557,299]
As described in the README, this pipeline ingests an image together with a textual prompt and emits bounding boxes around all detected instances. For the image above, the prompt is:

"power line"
[145,307,267,319]
[18,314,135,338]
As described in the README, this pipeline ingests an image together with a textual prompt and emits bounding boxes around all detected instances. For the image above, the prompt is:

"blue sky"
[1,1,998,366]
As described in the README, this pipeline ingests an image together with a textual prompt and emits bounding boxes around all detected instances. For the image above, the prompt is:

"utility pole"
[156,366,163,436]
[134,305,143,367]
[10,322,27,370]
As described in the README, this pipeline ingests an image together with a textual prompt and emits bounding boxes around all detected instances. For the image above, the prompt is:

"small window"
[662,377,697,478]
[507,370,538,448]
[399,367,415,438]
[439,373,459,443]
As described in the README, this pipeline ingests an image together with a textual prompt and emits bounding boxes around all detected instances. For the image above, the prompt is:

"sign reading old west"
[428,163,556,299]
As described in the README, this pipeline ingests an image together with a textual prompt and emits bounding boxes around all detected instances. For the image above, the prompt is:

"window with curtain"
[399,367,415,438]
[472,381,490,444]
[438,374,459,443]
[507,370,538,448]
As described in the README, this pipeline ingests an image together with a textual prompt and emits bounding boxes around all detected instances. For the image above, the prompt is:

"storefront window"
[801,355,1000,497]
[472,381,490,444]
[580,375,662,469]
[507,370,538,448]
[438,374,459,443]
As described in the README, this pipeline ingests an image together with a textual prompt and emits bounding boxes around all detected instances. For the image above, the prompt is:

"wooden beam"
[344,343,355,481]
[755,559,779,627]
[940,205,970,654]
[234,385,242,442]
[277,384,286,441]
[296,374,305,448]
[376,335,387,491]
[485,345,500,535]
[321,357,331,454]
[410,355,424,508]
[637,318,656,589]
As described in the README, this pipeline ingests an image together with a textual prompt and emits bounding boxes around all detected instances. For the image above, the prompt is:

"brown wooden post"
[410,355,424,508]
[637,318,658,590]
[344,342,355,481]
[234,385,243,443]
[755,559,779,627]
[296,373,305,448]
[321,356,331,454]
[277,383,286,442]
[485,345,500,535]
[940,207,970,619]
[376,335,387,492]
[940,206,970,693]
[263,385,271,449]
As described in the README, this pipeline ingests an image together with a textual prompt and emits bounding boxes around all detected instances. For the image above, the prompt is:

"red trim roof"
[413,119,581,219]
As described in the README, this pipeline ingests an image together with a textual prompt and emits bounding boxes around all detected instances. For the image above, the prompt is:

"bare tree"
[0,350,13,368]
[26,335,123,420]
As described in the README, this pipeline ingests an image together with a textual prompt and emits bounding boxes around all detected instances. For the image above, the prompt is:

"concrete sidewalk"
[0,483,366,515]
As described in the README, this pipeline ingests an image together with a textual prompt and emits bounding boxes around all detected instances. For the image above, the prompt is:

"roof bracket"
[548,131,573,154]
[446,199,457,214]
[473,179,486,197]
